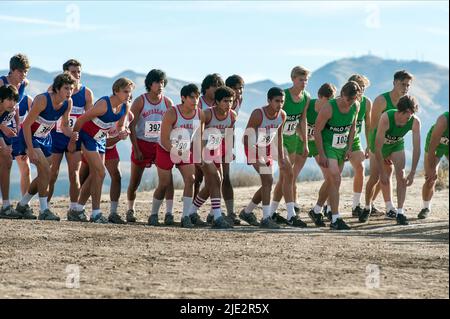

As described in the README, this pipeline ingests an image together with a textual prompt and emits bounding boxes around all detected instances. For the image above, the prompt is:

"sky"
[1,1,448,83]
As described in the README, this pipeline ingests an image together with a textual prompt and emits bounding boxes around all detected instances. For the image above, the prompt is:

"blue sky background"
[1,1,448,83]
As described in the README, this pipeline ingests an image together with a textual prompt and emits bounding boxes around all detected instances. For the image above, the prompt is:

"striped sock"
[211,198,222,220]
[190,195,206,215]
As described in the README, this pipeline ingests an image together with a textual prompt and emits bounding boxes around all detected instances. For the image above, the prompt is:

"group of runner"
[0,54,447,230]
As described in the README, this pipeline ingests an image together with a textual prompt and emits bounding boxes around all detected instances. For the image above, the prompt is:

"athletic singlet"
[81,96,126,141]
[306,99,319,141]
[135,94,172,143]
[204,108,235,150]
[255,107,284,147]
[322,99,357,150]
[30,92,69,138]
[282,89,309,136]
[0,76,26,103]
[383,109,415,145]
[198,95,214,110]
[55,86,87,133]
[167,105,201,152]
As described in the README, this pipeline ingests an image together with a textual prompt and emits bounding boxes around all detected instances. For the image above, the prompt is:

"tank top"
[306,99,319,141]
[256,107,284,147]
[204,108,235,150]
[169,105,201,152]
[282,89,309,136]
[82,96,126,141]
[56,86,87,133]
[383,109,415,145]
[322,99,357,150]
[30,92,69,138]
[135,94,171,143]
[198,96,214,110]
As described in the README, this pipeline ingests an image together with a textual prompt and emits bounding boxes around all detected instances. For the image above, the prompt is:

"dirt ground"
[0,176,448,299]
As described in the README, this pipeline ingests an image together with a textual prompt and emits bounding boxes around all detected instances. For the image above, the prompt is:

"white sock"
[262,205,271,219]
[270,201,280,215]
[182,197,192,217]
[422,201,431,210]
[245,201,257,214]
[77,204,85,211]
[225,200,234,215]
[294,202,301,209]
[166,200,173,214]
[286,202,295,219]
[332,213,341,223]
[91,209,101,219]
[313,204,322,215]
[326,205,332,213]
[39,197,48,212]
[69,202,77,210]
[211,198,222,220]
[352,193,362,209]
[2,200,10,208]
[397,208,404,215]
[385,201,395,211]
[20,192,35,206]
[365,204,372,210]
[128,200,135,211]
[151,198,163,216]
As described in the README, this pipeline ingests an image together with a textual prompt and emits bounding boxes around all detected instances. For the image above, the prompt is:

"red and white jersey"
[166,105,201,152]
[204,108,235,151]
[255,107,283,147]
[198,95,214,110]
[135,94,172,143]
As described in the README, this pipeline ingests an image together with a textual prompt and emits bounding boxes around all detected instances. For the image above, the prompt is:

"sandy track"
[0,177,448,298]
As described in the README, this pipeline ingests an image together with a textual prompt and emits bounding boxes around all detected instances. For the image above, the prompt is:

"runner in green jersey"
[365,70,414,219]
[313,81,360,230]
[419,111,449,219]
[303,83,338,227]
[269,66,309,227]
[347,75,372,218]
[361,96,420,226]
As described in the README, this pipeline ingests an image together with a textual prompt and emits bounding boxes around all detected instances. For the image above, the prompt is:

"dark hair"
[267,87,285,100]
[10,53,30,71]
[225,74,244,88]
[63,59,82,71]
[397,95,419,113]
[340,81,362,98]
[145,69,168,92]
[52,72,76,92]
[394,70,414,82]
[318,83,337,99]
[214,86,235,103]
[201,73,224,95]
[181,83,200,98]
[0,85,19,103]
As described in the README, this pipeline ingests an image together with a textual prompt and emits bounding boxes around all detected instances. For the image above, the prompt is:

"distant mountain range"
[2,55,448,198]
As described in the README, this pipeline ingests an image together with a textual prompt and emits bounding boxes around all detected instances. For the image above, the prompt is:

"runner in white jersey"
[128,69,175,225]
[189,86,236,229]
[239,87,288,229]
[194,73,224,201]
[155,84,205,228]
[47,59,94,218]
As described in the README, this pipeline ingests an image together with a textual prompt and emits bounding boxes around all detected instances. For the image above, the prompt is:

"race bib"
[332,133,348,149]
[206,133,223,150]
[257,131,276,147]
[144,121,161,138]
[283,121,297,136]
[440,136,449,146]
[93,129,108,141]
[307,124,315,141]
[33,123,54,138]
[172,139,190,152]
[56,116,77,133]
